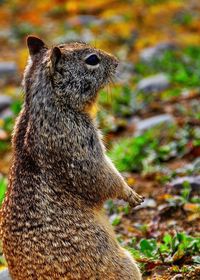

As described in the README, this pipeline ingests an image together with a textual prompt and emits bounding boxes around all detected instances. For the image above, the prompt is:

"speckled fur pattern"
[0,36,143,280]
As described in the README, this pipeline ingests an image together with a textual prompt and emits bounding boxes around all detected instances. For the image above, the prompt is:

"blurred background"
[0,0,200,279]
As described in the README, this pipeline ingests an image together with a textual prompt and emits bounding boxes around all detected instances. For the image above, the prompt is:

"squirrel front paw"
[127,189,144,207]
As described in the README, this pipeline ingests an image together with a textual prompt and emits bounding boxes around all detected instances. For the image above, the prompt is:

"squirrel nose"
[114,61,118,68]
[113,58,119,69]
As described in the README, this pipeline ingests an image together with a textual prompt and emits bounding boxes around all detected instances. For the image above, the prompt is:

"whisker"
[110,75,117,86]
[110,85,113,103]
[104,84,108,104]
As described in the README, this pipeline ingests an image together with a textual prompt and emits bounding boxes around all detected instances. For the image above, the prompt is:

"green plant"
[0,176,7,206]
[135,46,200,88]
[105,199,130,221]
[173,12,193,26]
[128,232,200,265]
[108,123,191,174]
[0,100,22,152]
[166,180,198,206]
[108,130,158,172]
[98,86,133,117]
[97,86,136,133]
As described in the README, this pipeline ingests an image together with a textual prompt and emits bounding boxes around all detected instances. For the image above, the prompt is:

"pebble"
[55,29,94,44]
[140,42,176,62]
[115,62,135,83]
[171,274,184,280]
[55,31,81,44]
[0,108,13,120]
[169,176,200,192]
[0,95,12,112]
[134,114,174,133]
[0,62,17,77]
[137,73,170,93]
[135,198,157,209]
[68,15,104,26]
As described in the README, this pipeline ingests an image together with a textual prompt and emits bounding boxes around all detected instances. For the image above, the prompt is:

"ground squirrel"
[0,36,143,280]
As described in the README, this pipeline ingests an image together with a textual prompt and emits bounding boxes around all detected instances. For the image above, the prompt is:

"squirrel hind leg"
[123,249,142,280]
[97,249,142,280]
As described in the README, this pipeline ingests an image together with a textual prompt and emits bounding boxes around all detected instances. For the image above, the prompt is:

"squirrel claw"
[127,190,144,207]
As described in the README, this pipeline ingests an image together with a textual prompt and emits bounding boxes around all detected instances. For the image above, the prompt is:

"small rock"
[137,73,170,93]
[173,158,200,176]
[0,269,11,280]
[0,62,17,77]
[135,198,157,210]
[55,31,81,44]
[169,176,200,192]
[107,15,124,24]
[0,108,13,120]
[134,114,174,133]
[140,42,176,62]
[68,15,104,26]
[171,274,184,280]
[0,29,12,40]
[0,95,12,112]
[55,29,94,44]
[80,29,94,43]
[115,62,135,83]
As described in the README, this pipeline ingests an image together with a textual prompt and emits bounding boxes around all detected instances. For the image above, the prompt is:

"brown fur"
[0,36,143,280]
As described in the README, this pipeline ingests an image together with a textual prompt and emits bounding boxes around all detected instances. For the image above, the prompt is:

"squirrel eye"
[85,54,100,66]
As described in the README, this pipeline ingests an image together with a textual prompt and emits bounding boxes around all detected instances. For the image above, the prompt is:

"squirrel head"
[24,36,118,113]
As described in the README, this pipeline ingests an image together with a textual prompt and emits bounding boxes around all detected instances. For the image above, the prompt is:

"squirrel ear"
[27,35,46,56]
[50,47,62,69]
